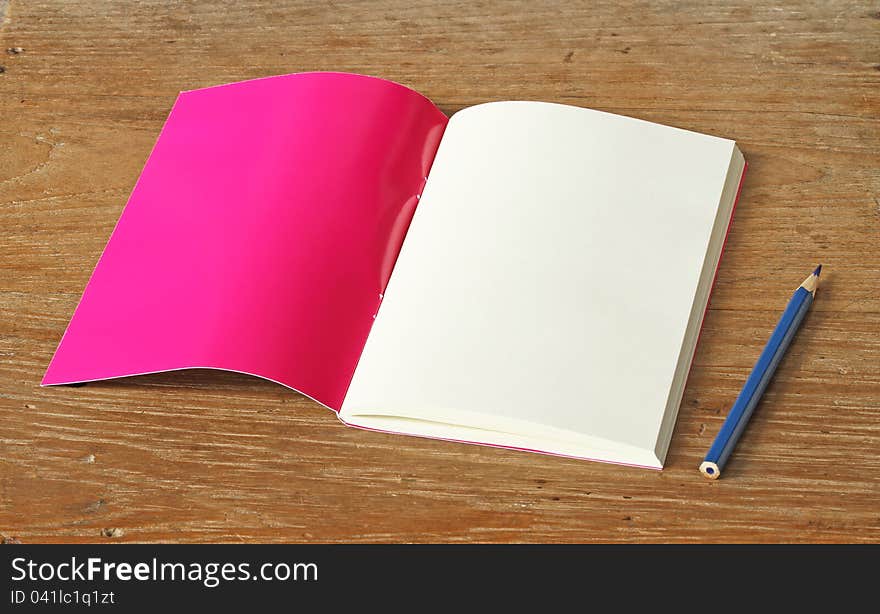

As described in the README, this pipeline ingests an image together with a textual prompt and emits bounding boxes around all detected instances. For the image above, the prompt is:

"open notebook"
[43,72,745,469]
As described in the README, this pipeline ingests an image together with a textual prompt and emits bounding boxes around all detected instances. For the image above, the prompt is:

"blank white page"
[341,101,737,467]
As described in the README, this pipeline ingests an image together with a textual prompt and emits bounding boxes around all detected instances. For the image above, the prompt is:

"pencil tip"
[813,264,822,277]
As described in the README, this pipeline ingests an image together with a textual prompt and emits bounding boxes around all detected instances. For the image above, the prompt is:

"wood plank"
[1,0,878,543]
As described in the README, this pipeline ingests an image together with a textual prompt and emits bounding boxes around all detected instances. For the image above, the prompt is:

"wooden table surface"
[1,0,878,543]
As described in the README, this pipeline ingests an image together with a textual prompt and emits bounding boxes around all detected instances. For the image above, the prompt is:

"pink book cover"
[42,72,448,411]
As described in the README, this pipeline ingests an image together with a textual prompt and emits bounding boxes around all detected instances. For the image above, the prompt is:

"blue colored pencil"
[700,265,822,479]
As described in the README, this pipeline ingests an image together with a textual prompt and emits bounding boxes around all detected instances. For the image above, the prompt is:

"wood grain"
[1,0,878,543]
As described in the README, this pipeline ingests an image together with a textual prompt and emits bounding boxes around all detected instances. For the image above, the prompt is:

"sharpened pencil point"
[813,264,822,277]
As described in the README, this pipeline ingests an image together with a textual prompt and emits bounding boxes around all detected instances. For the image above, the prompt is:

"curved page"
[42,73,448,410]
